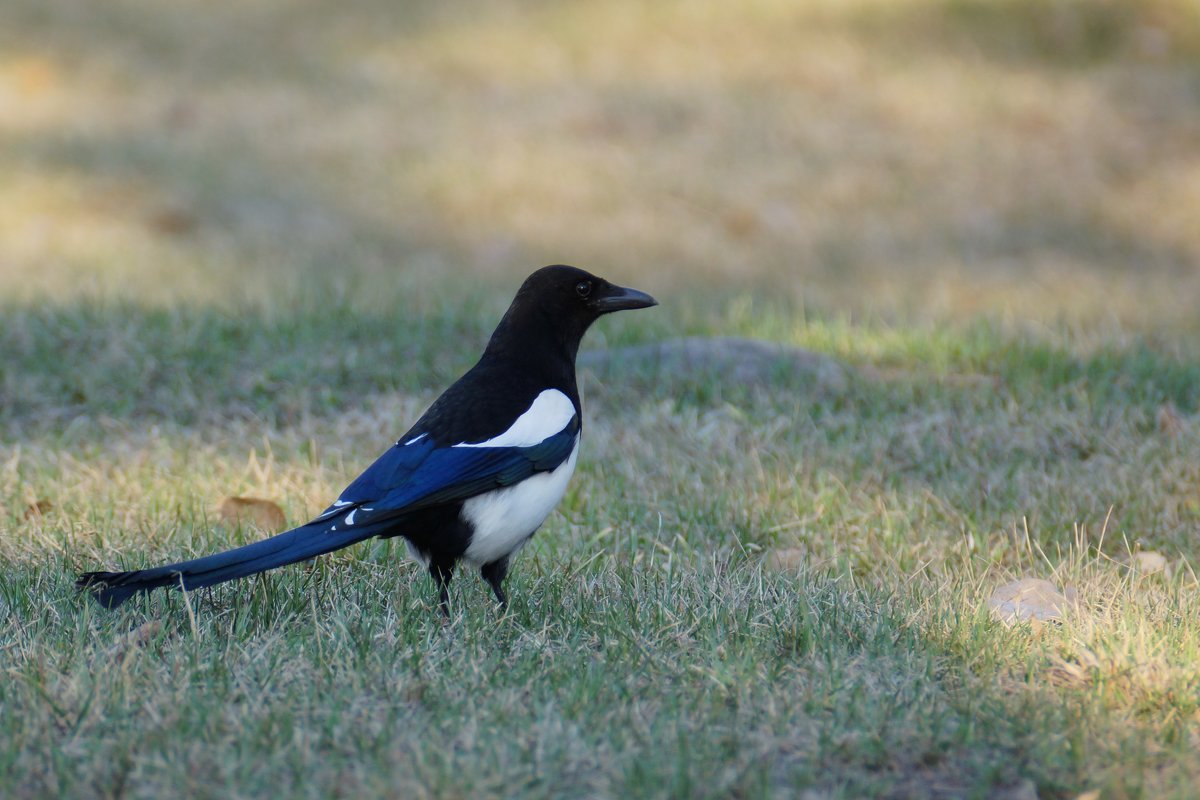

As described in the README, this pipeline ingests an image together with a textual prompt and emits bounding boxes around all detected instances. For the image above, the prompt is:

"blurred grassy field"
[3,1,1200,798]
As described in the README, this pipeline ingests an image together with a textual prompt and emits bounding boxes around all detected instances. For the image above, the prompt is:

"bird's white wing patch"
[314,498,356,521]
[453,388,575,448]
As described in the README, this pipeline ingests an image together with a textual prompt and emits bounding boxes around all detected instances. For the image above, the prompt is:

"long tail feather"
[76,516,387,609]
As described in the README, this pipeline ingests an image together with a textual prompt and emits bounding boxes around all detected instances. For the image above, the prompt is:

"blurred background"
[4,10,1200,794]
[5,7,1200,795]
[3,0,1198,326]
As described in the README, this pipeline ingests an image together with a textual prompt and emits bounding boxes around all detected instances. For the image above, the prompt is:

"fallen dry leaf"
[124,620,162,648]
[111,620,164,661]
[1074,790,1100,800]
[722,208,761,240]
[146,204,198,236]
[765,548,806,572]
[23,499,52,519]
[11,55,61,96]
[989,578,1078,624]
[1157,403,1184,437]
[218,496,287,532]
[1130,550,1169,575]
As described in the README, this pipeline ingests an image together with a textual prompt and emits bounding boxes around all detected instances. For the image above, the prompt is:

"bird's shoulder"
[403,360,580,447]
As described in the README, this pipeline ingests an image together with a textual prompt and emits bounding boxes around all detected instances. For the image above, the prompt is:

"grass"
[3,0,1200,797]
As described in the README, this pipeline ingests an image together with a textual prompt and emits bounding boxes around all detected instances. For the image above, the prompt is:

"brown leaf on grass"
[1157,403,1184,437]
[23,499,52,520]
[122,620,162,649]
[988,578,1079,624]
[722,208,760,240]
[111,620,164,661]
[218,496,286,532]
[146,204,197,236]
[11,56,60,96]
[1130,550,1169,576]
[764,548,807,572]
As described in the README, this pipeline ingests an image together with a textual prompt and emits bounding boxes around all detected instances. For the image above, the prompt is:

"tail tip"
[76,571,139,610]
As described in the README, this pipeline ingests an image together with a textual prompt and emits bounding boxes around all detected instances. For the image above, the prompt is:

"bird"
[77,265,657,612]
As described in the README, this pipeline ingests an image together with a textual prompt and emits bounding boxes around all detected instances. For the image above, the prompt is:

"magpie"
[77,265,656,611]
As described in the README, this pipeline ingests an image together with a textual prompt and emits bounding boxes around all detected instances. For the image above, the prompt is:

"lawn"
[2,1,1200,797]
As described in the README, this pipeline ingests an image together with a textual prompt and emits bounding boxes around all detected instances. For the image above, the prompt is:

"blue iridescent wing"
[311,418,579,525]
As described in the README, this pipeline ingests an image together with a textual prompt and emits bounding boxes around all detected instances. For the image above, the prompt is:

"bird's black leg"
[428,559,455,615]
[480,557,510,608]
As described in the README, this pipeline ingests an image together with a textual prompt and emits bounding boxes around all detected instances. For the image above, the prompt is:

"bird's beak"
[594,284,658,313]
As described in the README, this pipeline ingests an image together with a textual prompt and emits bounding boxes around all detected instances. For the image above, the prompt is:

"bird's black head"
[485,265,657,367]
[517,265,657,317]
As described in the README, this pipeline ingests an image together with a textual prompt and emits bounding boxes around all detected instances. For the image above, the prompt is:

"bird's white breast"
[461,436,579,566]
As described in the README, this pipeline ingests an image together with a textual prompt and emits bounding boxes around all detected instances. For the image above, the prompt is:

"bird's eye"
[575,280,592,298]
